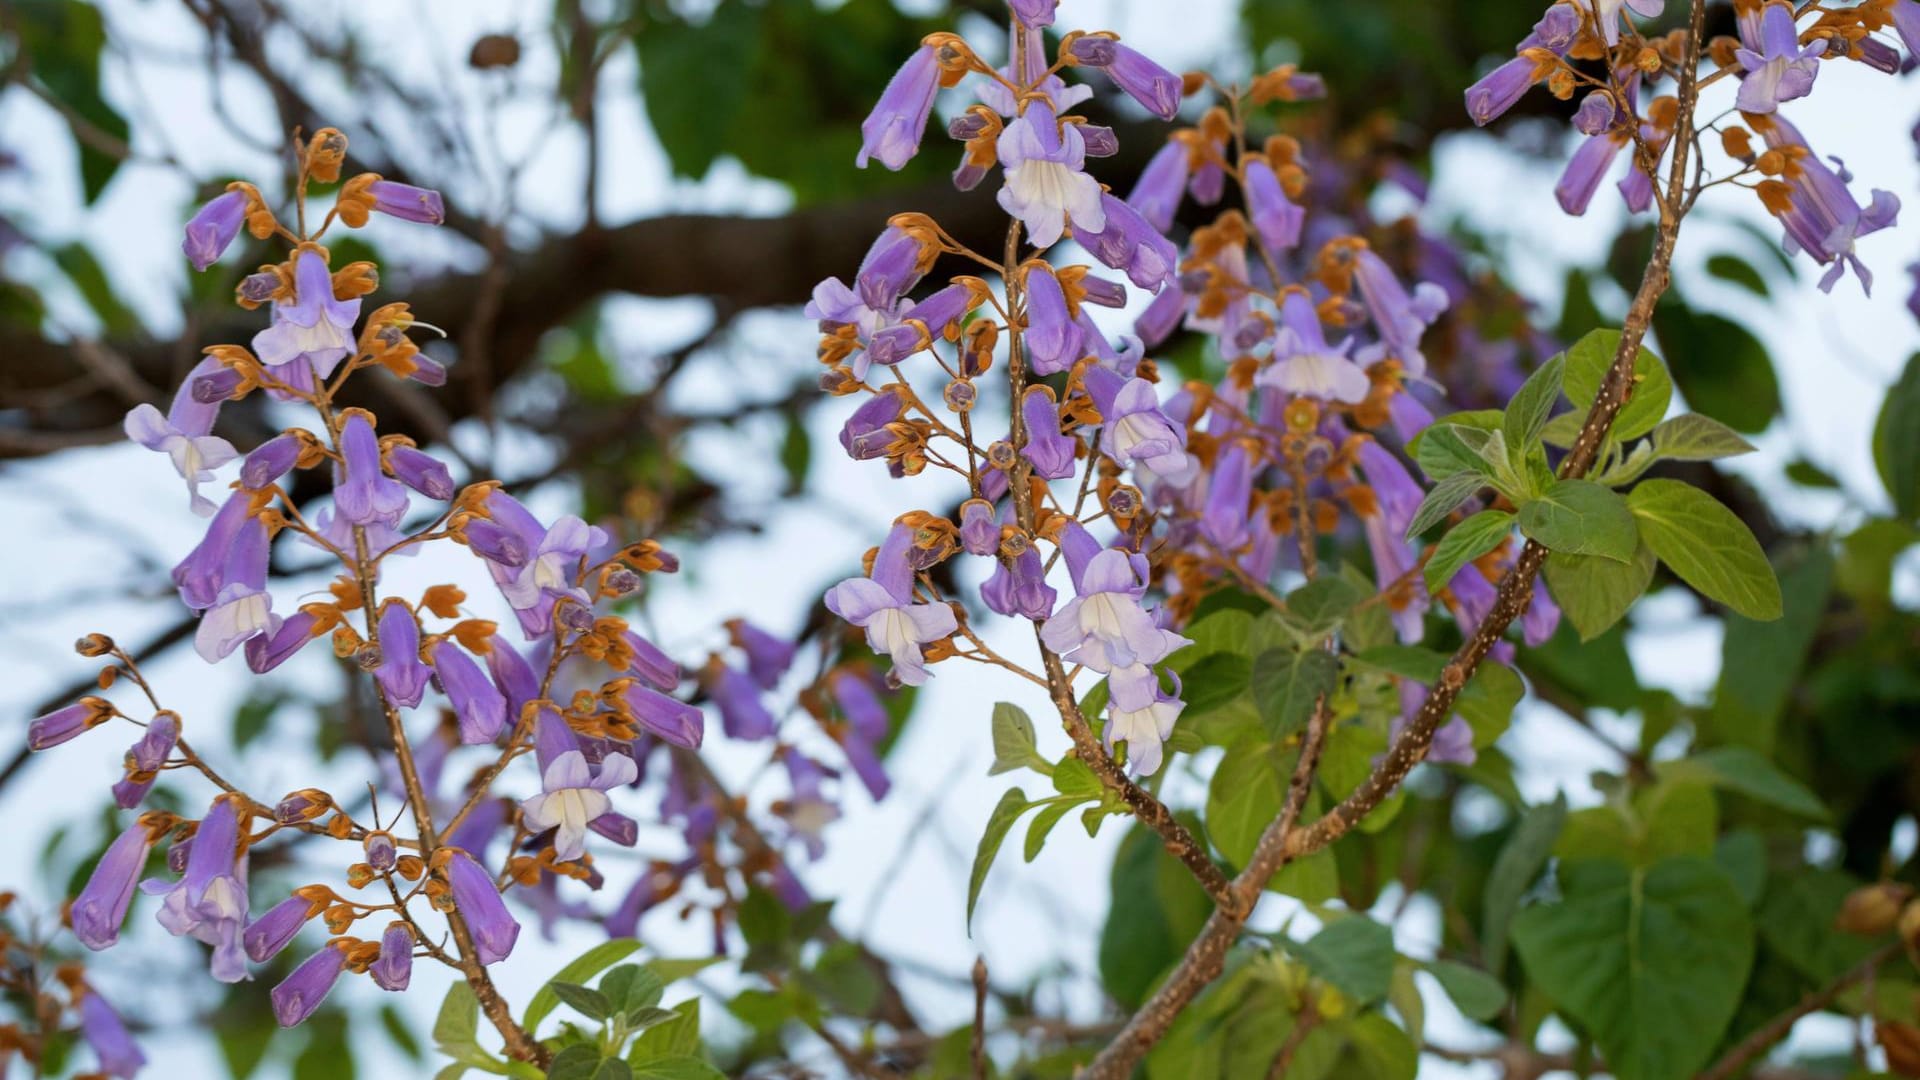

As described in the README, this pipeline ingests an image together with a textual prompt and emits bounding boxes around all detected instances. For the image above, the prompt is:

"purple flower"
[246,610,323,673]
[112,711,180,809]
[1129,141,1190,233]
[1244,158,1303,253]
[1755,115,1901,293]
[389,444,455,500]
[493,510,605,637]
[445,850,519,964]
[374,601,432,709]
[981,547,1058,620]
[1040,522,1187,673]
[997,100,1104,248]
[368,180,446,225]
[1259,292,1369,403]
[1593,0,1666,47]
[619,683,704,748]
[806,227,936,378]
[1073,39,1182,120]
[959,498,999,556]
[866,283,978,367]
[371,922,413,991]
[1894,1,1920,59]
[143,795,250,981]
[334,412,409,527]
[1558,130,1630,216]
[1571,91,1617,136]
[1023,263,1083,375]
[195,516,280,663]
[1736,4,1824,114]
[251,250,362,394]
[28,698,110,751]
[859,45,941,170]
[242,433,302,490]
[1465,57,1538,127]
[244,894,317,963]
[727,619,796,689]
[522,713,639,861]
[824,524,958,686]
[1200,442,1254,551]
[80,993,146,1078]
[183,188,247,271]
[271,945,346,1027]
[840,388,906,461]
[1105,665,1183,776]
[1071,192,1179,291]
[365,831,398,872]
[1085,365,1195,484]
[1134,282,1187,346]
[1020,387,1077,479]
[485,636,542,722]
[1522,576,1562,646]
[125,356,239,516]
[1353,249,1449,378]
[623,630,681,691]
[1357,440,1431,642]
[73,820,156,950]
[431,638,508,743]
[1008,0,1055,26]
[704,660,777,741]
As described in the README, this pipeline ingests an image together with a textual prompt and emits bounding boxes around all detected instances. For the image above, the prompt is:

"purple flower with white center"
[841,387,906,461]
[1353,249,1449,378]
[825,524,958,686]
[143,795,250,982]
[373,601,432,708]
[1259,292,1369,403]
[73,820,155,950]
[367,180,445,225]
[245,610,323,673]
[271,945,345,1027]
[996,100,1104,249]
[251,250,362,394]
[1129,141,1190,233]
[183,188,248,271]
[1023,263,1082,375]
[1244,158,1304,253]
[124,356,239,516]
[1760,117,1901,293]
[1020,387,1077,479]
[859,45,941,170]
[1735,3,1823,114]
[334,412,409,527]
[196,516,281,663]
[80,993,145,1078]
[807,227,934,377]
[778,752,842,861]
[1071,193,1179,291]
[243,894,317,963]
[499,514,605,637]
[1089,366,1194,483]
[522,711,639,861]
[176,491,252,606]
[1070,37,1182,120]
[365,831,397,872]
[430,638,507,743]
[620,682,705,748]
[1040,522,1188,673]
[1104,664,1183,776]
[1393,680,1476,766]
[112,711,179,809]
[977,24,1094,118]
[728,619,796,690]
[389,444,455,500]
[242,433,302,490]
[371,922,413,991]
[705,659,777,741]
[445,850,519,964]
[959,498,999,556]
[981,547,1057,620]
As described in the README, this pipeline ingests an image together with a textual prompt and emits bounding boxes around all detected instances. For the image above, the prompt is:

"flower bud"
[1836,882,1913,936]
[274,789,333,824]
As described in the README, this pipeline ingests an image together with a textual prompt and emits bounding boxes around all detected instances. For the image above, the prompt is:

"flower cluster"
[816,0,1535,775]
[28,128,899,1052]
[1467,0,1905,292]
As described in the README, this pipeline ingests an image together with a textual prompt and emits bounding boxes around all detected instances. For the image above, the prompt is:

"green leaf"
[1503,353,1566,463]
[1874,353,1920,521]
[988,702,1052,777]
[642,958,720,987]
[1426,960,1509,1021]
[1205,739,1285,869]
[1648,414,1756,463]
[967,788,1031,929]
[636,2,762,178]
[1518,479,1639,562]
[593,1061,634,1080]
[1762,870,1887,983]
[52,243,138,335]
[1511,858,1754,1080]
[1482,794,1567,973]
[1281,576,1365,637]
[628,1000,702,1064]
[1024,798,1083,862]
[1542,544,1657,641]
[1296,916,1396,1005]
[1405,471,1486,540]
[1664,746,1828,821]
[1423,510,1515,595]
[524,940,643,1031]
[1562,329,1673,441]
[547,1047,604,1080]
[1707,546,1831,753]
[435,981,481,1052]
[380,1004,423,1061]
[1250,648,1337,740]
[1628,480,1782,620]
[629,1058,725,1080]
[1415,423,1500,481]
[1705,253,1769,297]
[600,965,666,1017]
[1654,301,1780,435]
[12,1,128,203]
[1098,823,1214,1009]
[549,982,613,1023]
[293,1011,356,1080]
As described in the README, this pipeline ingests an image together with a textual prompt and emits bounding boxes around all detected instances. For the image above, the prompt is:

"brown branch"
[1698,942,1901,1080]
[1078,4,1712,1075]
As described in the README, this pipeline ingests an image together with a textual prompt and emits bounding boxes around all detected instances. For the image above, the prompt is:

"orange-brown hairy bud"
[345,863,376,889]
[450,619,498,656]
[322,904,359,934]
[1756,179,1795,216]
[329,577,363,611]
[421,584,466,619]
[331,625,364,659]
[922,32,978,86]
[76,632,115,658]
[1835,882,1913,935]
[1646,95,1680,131]
[335,173,381,228]
[331,260,379,299]
[396,855,426,881]
[1721,126,1755,162]
[306,128,349,184]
